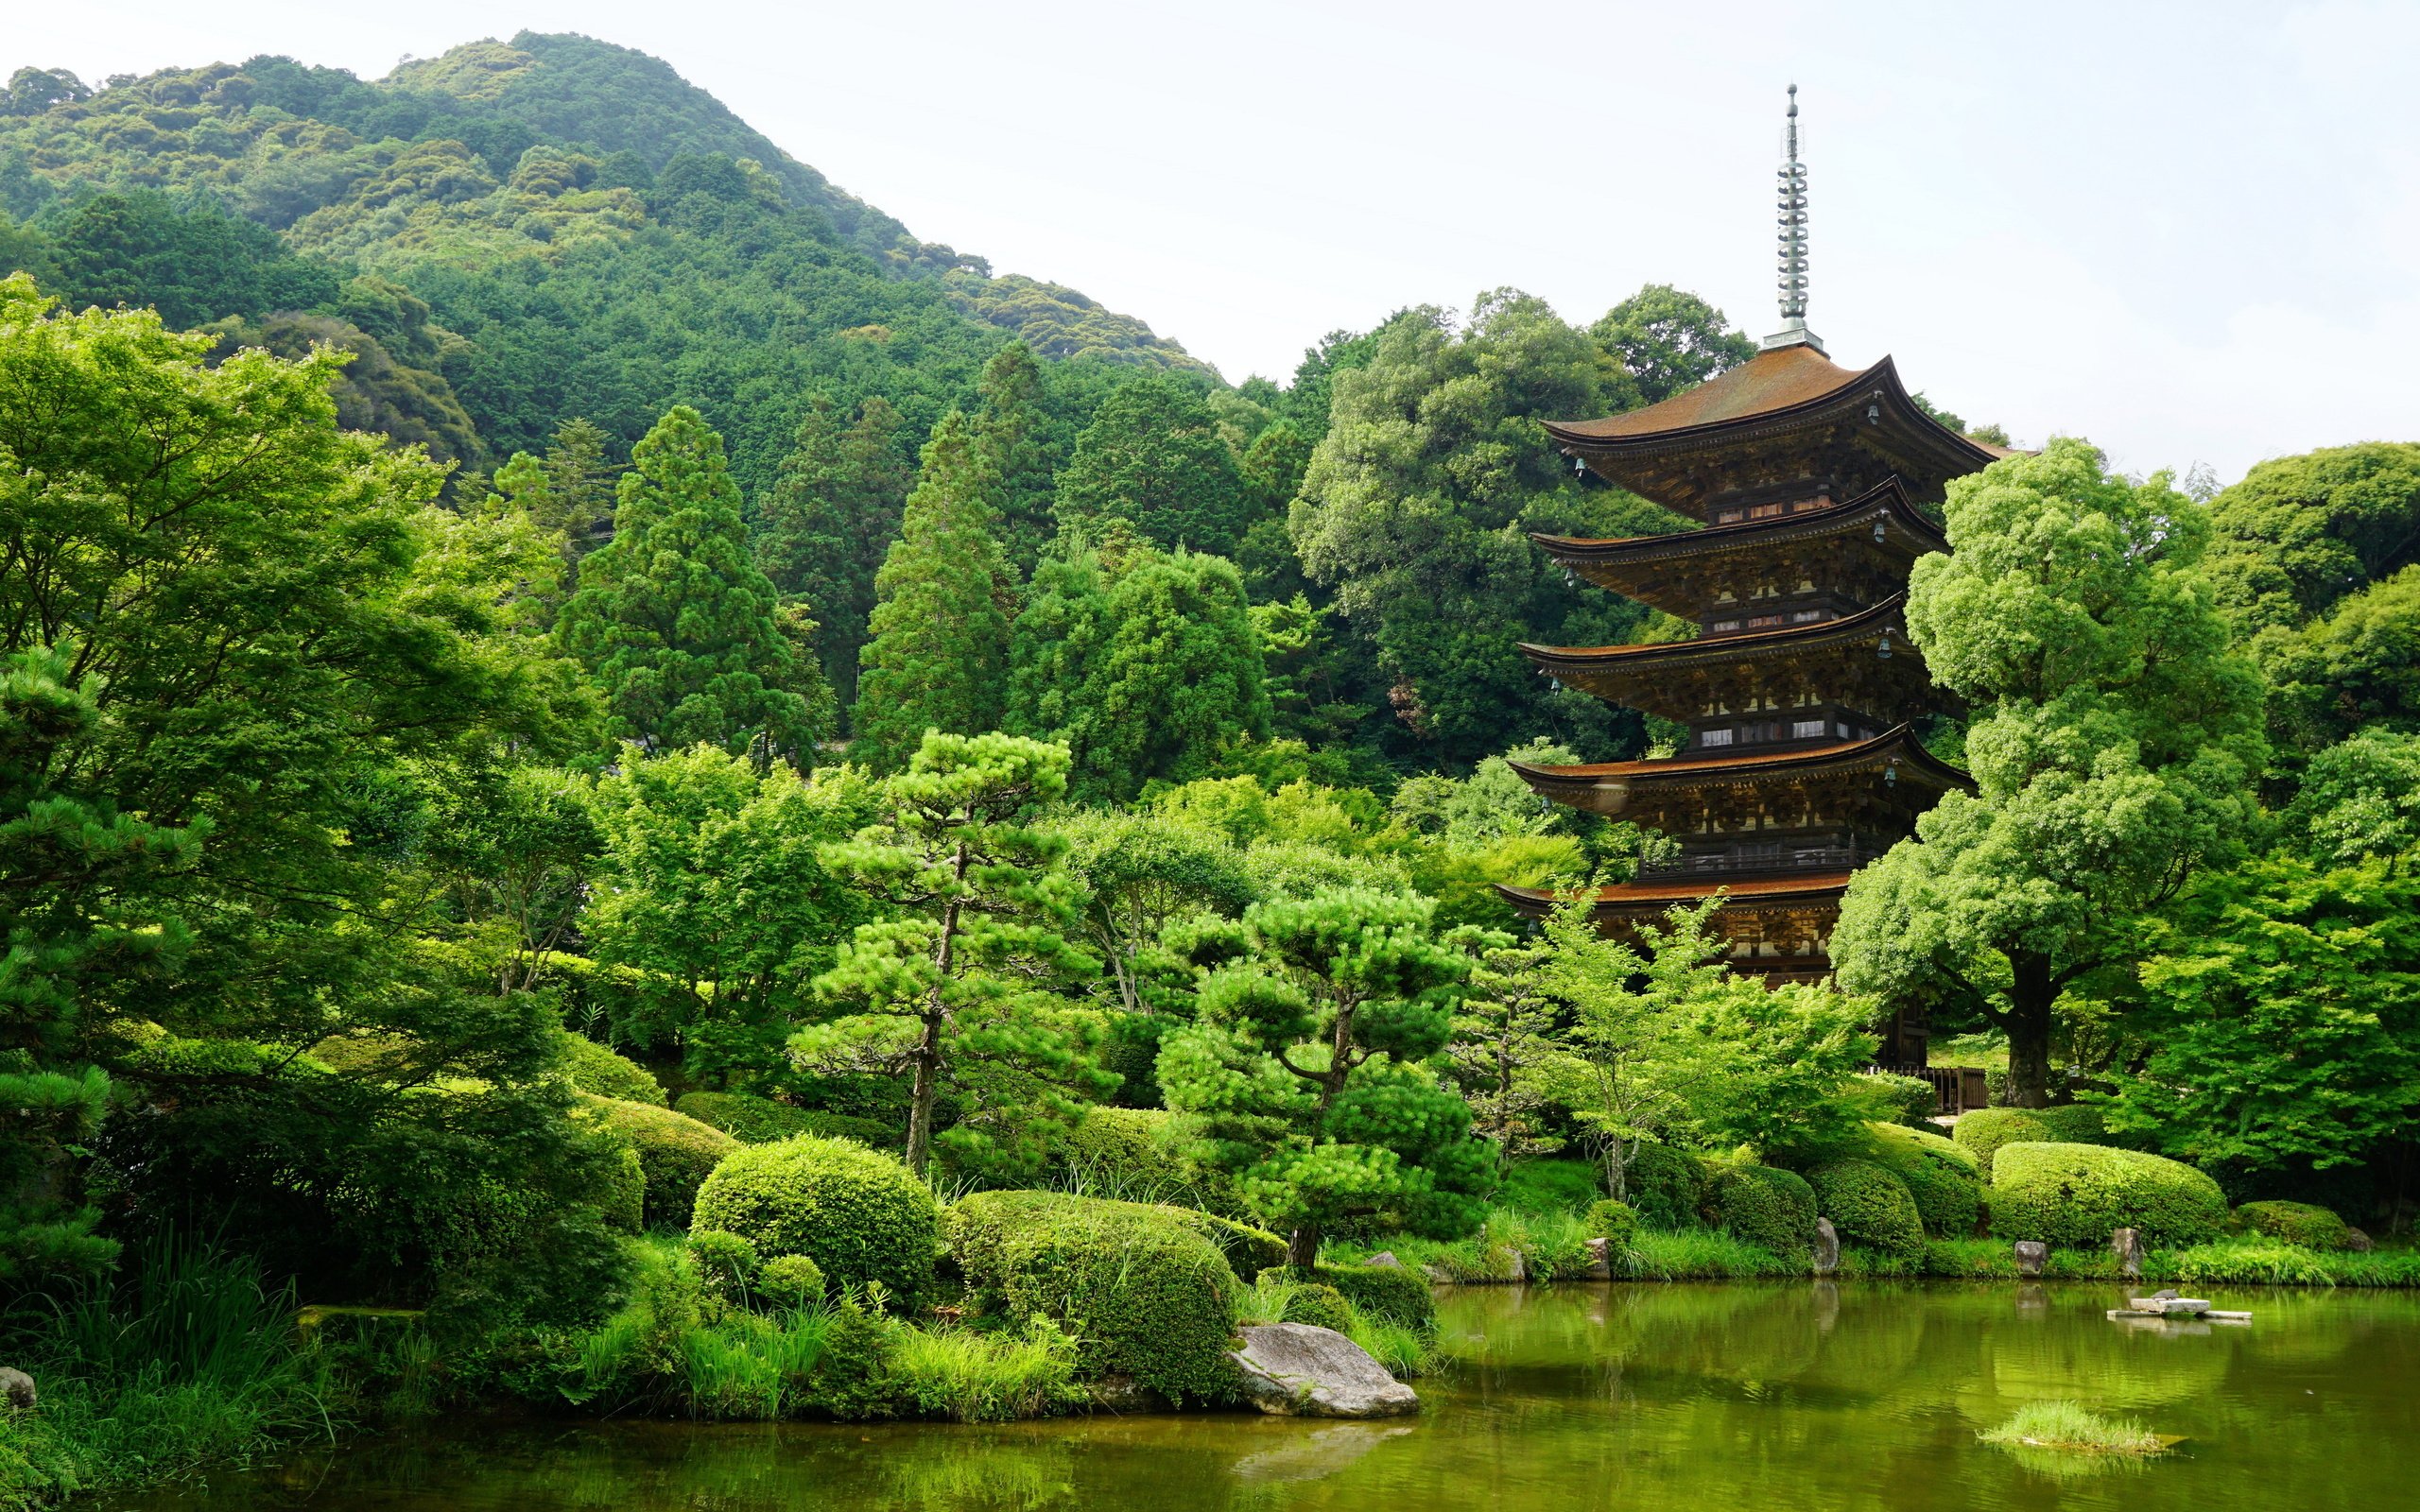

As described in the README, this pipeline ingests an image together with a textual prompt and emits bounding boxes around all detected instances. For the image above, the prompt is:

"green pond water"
[122,1280,2418,1511]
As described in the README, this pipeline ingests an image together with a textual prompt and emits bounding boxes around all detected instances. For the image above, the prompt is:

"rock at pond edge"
[2014,1240,2048,1277]
[1812,1218,1840,1276]
[1229,1323,1419,1419]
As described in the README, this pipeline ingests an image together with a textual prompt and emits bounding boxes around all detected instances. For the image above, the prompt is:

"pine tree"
[851,412,1018,770]
[752,395,912,712]
[560,404,831,763]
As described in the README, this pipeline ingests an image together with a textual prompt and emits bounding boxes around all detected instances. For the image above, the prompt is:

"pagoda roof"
[1507,722,1972,817]
[1530,478,1947,618]
[1544,348,2007,518]
[1495,870,1853,916]
[1522,592,1905,676]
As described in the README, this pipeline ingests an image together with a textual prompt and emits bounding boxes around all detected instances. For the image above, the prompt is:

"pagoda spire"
[1761,83,1824,354]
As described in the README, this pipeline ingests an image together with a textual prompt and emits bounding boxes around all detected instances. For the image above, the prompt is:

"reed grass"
[1981,1400,2165,1455]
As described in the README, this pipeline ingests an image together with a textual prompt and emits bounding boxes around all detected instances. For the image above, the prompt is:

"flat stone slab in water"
[1229,1323,1419,1418]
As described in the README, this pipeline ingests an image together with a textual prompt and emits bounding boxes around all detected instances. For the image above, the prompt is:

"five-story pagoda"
[1503,89,1997,1054]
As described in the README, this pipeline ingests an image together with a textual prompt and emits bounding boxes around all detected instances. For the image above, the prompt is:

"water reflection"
[122,1281,2420,1512]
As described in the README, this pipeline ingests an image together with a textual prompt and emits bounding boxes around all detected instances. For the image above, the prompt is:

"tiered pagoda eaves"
[1501,88,2000,1058]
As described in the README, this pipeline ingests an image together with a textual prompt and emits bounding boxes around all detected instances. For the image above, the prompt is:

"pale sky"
[11,1,2418,484]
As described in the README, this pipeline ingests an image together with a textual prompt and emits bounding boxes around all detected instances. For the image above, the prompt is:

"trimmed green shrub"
[759,1253,825,1307]
[675,1091,894,1147]
[1807,1160,1925,1257]
[600,1144,647,1233]
[559,1032,666,1105]
[945,1191,1239,1404]
[1621,1143,1708,1230]
[1989,1143,2228,1248]
[691,1136,941,1304]
[1310,1262,1435,1330]
[1864,1122,1985,1238]
[688,1229,760,1298]
[1583,1199,1639,1252]
[1857,1072,1939,1126]
[1951,1108,2049,1173]
[1502,1160,1604,1213]
[2031,1104,2109,1144]
[1706,1164,1818,1259]
[1279,1282,1355,1331]
[2231,1200,2352,1251]
[579,1095,741,1229]
[1182,1211,1286,1281]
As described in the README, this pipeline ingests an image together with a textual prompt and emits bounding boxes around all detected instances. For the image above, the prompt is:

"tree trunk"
[906,842,969,1173]
[904,1004,943,1173]
[1286,1224,1321,1270]
[2002,953,2057,1108]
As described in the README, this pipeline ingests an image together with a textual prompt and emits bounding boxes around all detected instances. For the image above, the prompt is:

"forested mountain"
[0,33,1206,491]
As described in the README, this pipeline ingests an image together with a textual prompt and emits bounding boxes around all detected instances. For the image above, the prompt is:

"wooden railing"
[1867,1062,1989,1116]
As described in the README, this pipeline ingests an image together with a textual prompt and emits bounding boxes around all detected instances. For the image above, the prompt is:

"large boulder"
[1229,1323,1419,1418]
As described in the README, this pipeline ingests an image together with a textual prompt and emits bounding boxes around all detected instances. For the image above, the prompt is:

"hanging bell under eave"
[1876,633,1893,659]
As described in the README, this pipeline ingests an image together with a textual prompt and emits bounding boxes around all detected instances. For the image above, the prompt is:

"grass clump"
[1621,1228,1795,1280]
[1980,1400,2165,1456]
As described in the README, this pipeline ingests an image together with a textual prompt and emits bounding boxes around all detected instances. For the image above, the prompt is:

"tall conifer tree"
[850,412,1016,770]
[974,343,1058,575]
[752,395,912,711]
[560,404,830,763]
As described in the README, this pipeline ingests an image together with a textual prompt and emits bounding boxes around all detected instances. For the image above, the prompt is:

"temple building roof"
[1543,348,2008,519]
[1530,477,1946,620]
[1519,595,1942,724]
[1505,722,1972,820]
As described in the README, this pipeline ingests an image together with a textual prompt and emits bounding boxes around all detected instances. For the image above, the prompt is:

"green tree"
[1054,375,1258,559]
[2203,442,2420,633]
[752,394,913,709]
[583,746,876,1085]
[973,342,1059,575]
[1054,809,1255,1016]
[2256,564,2420,751]
[0,274,626,1307]
[2278,730,2420,867]
[1588,283,1750,405]
[1155,887,1492,1266]
[806,732,1106,1172]
[1289,291,1664,763]
[1539,891,1875,1189]
[539,415,621,560]
[1449,930,1564,1160]
[1006,535,1271,801]
[560,404,830,763]
[1834,439,2267,1107]
[850,412,1017,770]
[2103,852,2420,1177]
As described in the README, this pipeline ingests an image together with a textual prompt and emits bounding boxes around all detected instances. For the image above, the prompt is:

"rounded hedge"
[579,1095,740,1229]
[1951,1108,2050,1174]
[2232,1200,2352,1251]
[1865,1122,1985,1238]
[758,1253,826,1307]
[674,1091,896,1147]
[1707,1164,1818,1258]
[1584,1199,1640,1253]
[690,1135,940,1304]
[558,1032,665,1106]
[1989,1143,2228,1248]
[1807,1160,1926,1257]
[946,1190,1239,1403]
[1279,1282,1355,1331]
[2031,1104,2109,1144]
[1623,1143,1709,1230]
[1308,1261,1435,1330]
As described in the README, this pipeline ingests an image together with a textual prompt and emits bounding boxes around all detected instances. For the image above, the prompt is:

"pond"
[121,1281,2419,1511]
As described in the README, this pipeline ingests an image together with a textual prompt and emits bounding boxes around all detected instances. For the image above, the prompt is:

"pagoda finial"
[1761,82,1824,355]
